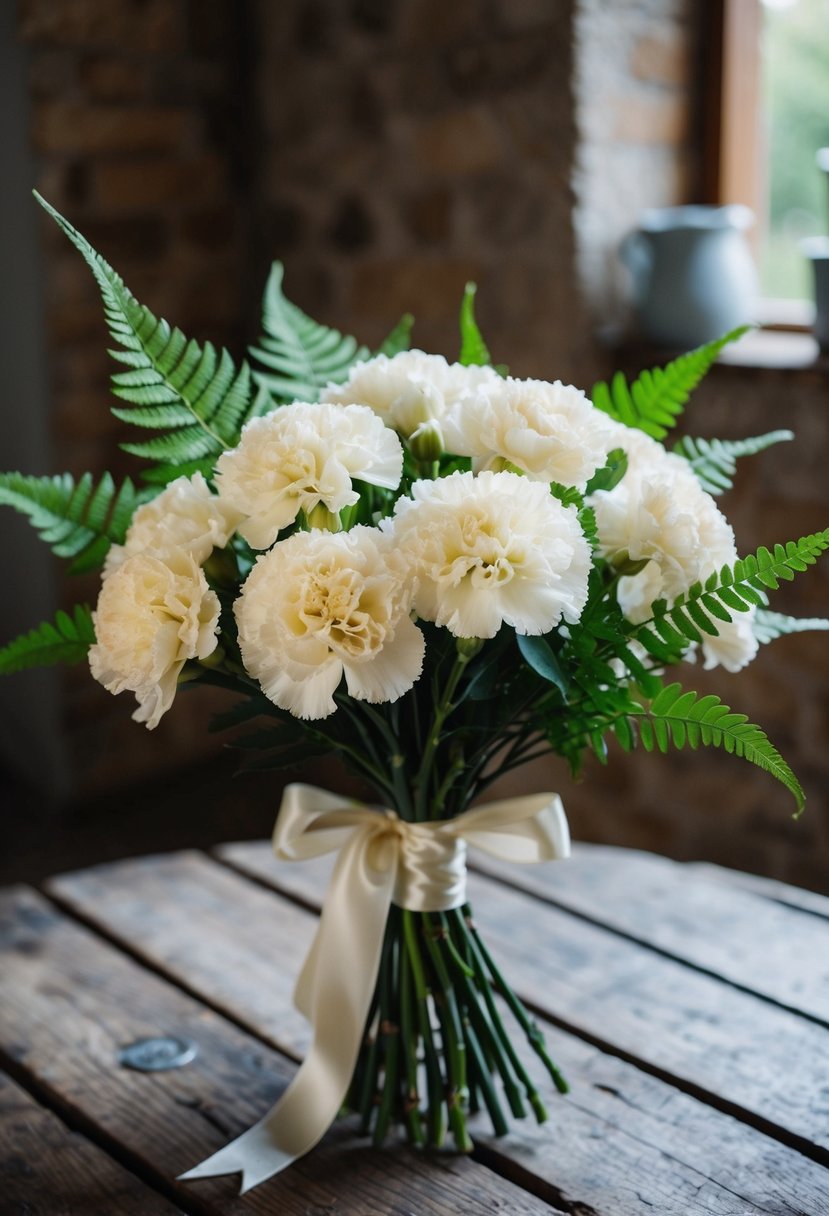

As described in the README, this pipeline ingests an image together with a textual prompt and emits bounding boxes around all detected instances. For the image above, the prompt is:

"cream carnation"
[235,526,425,720]
[89,551,221,729]
[322,350,501,442]
[104,473,242,576]
[443,377,619,489]
[590,426,739,623]
[701,609,759,673]
[386,470,591,639]
[214,402,403,549]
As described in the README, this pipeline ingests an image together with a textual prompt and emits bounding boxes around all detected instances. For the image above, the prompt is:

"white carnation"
[589,424,758,672]
[89,551,221,729]
[235,526,425,720]
[322,350,501,442]
[443,377,619,489]
[214,402,403,549]
[104,473,242,576]
[386,470,591,639]
[701,610,759,673]
[590,426,739,622]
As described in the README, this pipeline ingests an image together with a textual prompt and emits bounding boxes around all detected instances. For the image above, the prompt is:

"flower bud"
[305,504,342,532]
[409,419,444,463]
[456,636,484,660]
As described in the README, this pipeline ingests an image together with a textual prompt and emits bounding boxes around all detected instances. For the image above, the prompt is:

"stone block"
[447,34,554,97]
[92,155,225,212]
[28,49,76,98]
[350,256,481,328]
[405,188,453,245]
[412,106,504,176]
[179,203,238,249]
[79,55,148,102]
[32,103,190,156]
[611,92,689,145]
[493,0,559,32]
[630,31,690,86]
[18,0,183,53]
[327,195,374,252]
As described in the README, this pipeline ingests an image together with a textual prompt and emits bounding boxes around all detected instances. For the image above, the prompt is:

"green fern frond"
[249,262,369,401]
[634,530,829,649]
[672,430,794,495]
[0,605,95,673]
[35,194,255,478]
[376,313,414,357]
[0,471,144,573]
[549,483,583,510]
[459,281,492,366]
[591,326,750,440]
[753,608,829,645]
[632,682,804,814]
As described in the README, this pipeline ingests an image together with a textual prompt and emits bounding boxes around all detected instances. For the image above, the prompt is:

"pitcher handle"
[619,230,652,298]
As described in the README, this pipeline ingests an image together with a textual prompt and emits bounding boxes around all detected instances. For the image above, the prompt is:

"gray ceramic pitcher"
[621,204,758,347]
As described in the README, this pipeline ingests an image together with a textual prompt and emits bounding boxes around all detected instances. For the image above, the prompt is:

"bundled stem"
[347,902,567,1150]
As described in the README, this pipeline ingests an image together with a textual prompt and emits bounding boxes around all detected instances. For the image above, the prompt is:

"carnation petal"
[343,616,425,704]
[262,658,343,720]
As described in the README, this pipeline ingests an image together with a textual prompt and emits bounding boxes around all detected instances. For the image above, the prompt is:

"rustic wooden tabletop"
[1,841,827,1214]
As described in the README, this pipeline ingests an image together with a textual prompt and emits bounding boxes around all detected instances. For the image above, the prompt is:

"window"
[706,0,829,320]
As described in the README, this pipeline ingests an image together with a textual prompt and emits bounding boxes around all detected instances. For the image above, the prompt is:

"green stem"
[372,923,400,1147]
[461,906,569,1095]
[414,652,472,821]
[403,910,446,1146]
[399,929,425,1146]
[422,917,472,1152]
[453,913,548,1122]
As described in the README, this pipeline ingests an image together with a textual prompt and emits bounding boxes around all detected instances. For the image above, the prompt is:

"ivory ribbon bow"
[180,782,570,1194]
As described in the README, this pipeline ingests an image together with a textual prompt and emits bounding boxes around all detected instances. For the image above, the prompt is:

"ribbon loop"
[179,782,569,1194]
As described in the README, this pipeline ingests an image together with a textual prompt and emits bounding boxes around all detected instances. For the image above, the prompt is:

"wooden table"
[2,841,827,1214]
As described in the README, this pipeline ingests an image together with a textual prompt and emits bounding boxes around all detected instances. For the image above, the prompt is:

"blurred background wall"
[2,0,827,891]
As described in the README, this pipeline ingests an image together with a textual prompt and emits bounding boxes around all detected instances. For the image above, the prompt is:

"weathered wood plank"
[0,885,564,1216]
[48,850,315,1061]
[215,841,829,1156]
[688,859,829,920]
[0,1070,184,1215]
[48,852,829,1214]
[467,843,829,1022]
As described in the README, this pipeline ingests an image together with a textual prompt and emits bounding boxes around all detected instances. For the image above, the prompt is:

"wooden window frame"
[702,0,812,330]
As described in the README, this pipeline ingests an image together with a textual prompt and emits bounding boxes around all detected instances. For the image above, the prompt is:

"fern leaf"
[0,471,144,573]
[459,281,492,366]
[376,313,414,357]
[634,530,829,649]
[672,430,794,495]
[753,609,829,645]
[0,605,95,673]
[591,326,750,440]
[249,262,369,401]
[35,194,255,476]
[632,681,804,814]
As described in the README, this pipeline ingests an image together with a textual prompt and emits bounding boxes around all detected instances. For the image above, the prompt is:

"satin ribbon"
[179,782,570,1194]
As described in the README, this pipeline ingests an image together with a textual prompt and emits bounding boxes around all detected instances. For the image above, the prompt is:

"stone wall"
[5,1,828,889]
[573,0,699,330]
[13,0,255,793]
[253,0,596,385]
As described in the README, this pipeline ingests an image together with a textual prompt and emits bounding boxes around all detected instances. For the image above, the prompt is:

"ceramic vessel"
[621,204,758,347]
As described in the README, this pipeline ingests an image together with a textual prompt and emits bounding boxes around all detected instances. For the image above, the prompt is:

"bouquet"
[3,195,828,1193]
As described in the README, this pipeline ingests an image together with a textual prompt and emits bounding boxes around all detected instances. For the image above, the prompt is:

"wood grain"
[0,1071,183,1215]
[0,885,564,1216]
[48,851,829,1214]
[215,841,829,1155]
[468,843,829,1021]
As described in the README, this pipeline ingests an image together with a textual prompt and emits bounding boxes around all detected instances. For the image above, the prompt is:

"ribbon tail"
[178,1116,295,1194]
[179,825,394,1193]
